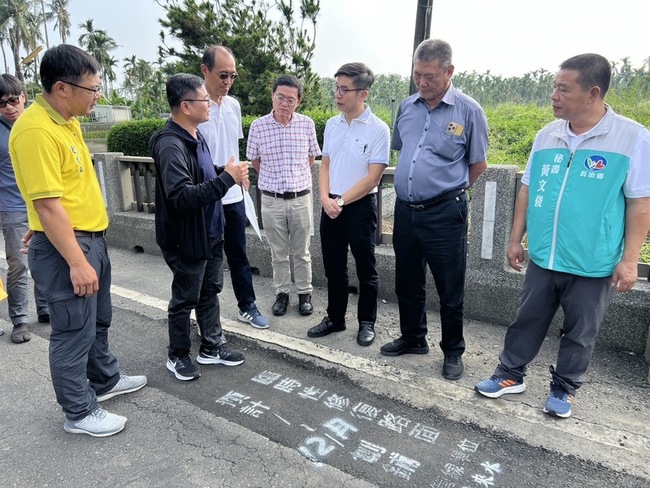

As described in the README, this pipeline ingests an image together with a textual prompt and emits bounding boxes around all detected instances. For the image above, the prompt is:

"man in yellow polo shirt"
[10,44,146,438]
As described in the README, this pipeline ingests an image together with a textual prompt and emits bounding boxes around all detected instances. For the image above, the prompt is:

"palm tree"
[48,0,70,43]
[0,0,41,83]
[77,18,98,50]
[103,54,118,93]
[38,0,49,47]
[78,18,118,91]
[0,22,11,73]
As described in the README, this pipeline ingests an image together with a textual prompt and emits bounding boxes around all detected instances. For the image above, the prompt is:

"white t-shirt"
[199,95,244,205]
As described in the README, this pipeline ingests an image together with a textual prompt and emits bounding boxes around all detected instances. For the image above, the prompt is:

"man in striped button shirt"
[246,75,321,317]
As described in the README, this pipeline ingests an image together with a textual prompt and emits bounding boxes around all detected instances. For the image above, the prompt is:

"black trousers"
[393,193,468,355]
[320,194,378,326]
[162,238,225,358]
[223,200,256,311]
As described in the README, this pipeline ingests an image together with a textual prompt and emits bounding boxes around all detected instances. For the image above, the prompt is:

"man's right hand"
[70,260,99,297]
[321,197,343,220]
[224,156,249,184]
[507,241,526,271]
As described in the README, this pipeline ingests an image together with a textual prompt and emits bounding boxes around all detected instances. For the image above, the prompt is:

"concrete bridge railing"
[93,153,650,378]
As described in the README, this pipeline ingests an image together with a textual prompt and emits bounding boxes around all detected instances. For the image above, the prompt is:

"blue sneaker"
[475,375,526,398]
[543,383,574,418]
[237,304,270,329]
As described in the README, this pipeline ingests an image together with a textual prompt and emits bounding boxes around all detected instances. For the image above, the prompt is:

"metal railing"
[120,156,396,244]
[117,157,649,279]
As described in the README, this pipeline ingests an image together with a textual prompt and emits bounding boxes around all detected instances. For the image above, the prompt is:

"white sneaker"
[63,408,127,437]
[97,374,147,402]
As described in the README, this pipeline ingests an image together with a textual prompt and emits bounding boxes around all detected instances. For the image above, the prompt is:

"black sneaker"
[166,355,200,381]
[272,293,289,316]
[197,345,245,366]
[298,293,313,315]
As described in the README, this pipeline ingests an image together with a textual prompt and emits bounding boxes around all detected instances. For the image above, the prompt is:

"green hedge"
[107,109,391,160]
[107,118,166,157]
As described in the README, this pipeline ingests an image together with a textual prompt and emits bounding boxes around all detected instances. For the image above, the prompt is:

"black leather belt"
[35,230,107,238]
[262,189,310,200]
[73,230,107,238]
[401,188,466,210]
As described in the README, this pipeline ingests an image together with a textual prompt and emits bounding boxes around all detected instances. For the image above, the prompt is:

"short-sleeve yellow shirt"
[9,95,108,232]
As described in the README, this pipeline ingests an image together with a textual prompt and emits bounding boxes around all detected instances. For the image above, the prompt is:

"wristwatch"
[336,197,345,207]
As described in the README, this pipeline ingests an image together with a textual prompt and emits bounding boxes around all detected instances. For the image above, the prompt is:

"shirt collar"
[35,94,75,126]
[337,104,372,124]
[270,110,294,127]
[413,82,456,108]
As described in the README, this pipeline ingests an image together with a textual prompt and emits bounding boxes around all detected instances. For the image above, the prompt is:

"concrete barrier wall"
[95,153,650,361]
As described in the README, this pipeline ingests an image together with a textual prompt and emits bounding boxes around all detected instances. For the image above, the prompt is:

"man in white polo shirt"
[307,62,389,347]
[199,45,269,329]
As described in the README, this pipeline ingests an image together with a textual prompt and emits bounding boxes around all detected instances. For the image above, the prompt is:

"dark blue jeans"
[393,194,468,355]
[29,232,119,421]
[162,238,226,358]
[320,194,378,326]
[223,200,256,310]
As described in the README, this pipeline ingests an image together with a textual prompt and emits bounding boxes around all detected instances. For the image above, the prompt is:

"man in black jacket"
[150,73,249,381]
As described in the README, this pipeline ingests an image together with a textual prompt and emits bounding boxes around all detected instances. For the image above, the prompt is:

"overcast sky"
[20,0,650,80]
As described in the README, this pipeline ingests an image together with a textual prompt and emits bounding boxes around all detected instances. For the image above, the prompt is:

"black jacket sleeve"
[154,136,235,210]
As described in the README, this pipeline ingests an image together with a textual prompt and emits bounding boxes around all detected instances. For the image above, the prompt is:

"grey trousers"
[29,232,120,421]
[496,260,614,395]
[0,210,48,323]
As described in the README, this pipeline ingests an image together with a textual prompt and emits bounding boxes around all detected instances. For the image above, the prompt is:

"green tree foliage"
[0,0,42,83]
[48,0,70,43]
[484,104,554,167]
[77,18,118,91]
[120,56,168,118]
[157,0,321,115]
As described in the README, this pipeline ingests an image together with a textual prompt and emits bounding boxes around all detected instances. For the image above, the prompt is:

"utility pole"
[409,0,434,94]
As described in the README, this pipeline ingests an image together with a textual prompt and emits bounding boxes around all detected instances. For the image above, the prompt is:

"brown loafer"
[11,323,31,344]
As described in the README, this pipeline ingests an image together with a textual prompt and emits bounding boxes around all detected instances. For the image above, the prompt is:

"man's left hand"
[20,229,34,255]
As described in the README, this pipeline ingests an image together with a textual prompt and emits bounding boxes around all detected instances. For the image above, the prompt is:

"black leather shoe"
[298,293,313,315]
[307,316,345,338]
[356,321,375,347]
[380,336,429,356]
[442,354,464,380]
[272,293,289,316]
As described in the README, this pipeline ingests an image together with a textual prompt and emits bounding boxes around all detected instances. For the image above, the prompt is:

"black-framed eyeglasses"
[0,96,21,108]
[183,98,211,104]
[332,85,365,96]
[62,81,102,94]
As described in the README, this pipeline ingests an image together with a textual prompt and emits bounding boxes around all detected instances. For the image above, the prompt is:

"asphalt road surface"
[18,303,647,488]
